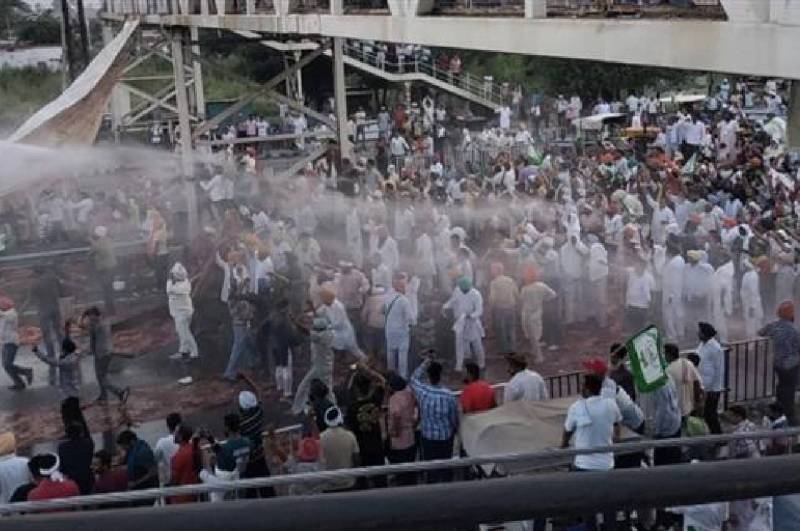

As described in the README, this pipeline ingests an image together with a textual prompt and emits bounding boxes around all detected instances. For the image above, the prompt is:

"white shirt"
[166,278,194,317]
[588,243,608,281]
[415,234,436,276]
[670,502,729,531]
[498,106,512,130]
[504,369,549,403]
[390,136,410,156]
[201,174,227,202]
[698,338,725,392]
[685,121,706,146]
[626,269,655,309]
[564,395,622,470]
[0,454,29,504]
[154,434,179,485]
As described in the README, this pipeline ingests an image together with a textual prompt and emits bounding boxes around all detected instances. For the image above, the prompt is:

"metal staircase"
[234,31,504,110]
[330,42,504,110]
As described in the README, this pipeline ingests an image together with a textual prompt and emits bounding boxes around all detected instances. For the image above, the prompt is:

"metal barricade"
[723,338,775,408]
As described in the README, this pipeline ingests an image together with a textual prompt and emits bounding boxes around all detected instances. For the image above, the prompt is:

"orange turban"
[522,264,539,285]
[778,300,795,321]
[490,262,504,278]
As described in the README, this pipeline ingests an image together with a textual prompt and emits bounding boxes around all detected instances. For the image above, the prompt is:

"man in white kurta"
[370,226,400,281]
[559,235,588,325]
[345,207,364,269]
[741,261,764,339]
[318,284,367,362]
[383,275,416,378]
[711,259,734,343]
[662,247,686,342]
[414,228,436,293]
[443,277,486,372]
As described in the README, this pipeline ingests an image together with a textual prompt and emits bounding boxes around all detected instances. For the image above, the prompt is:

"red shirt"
[93,468,129,494]
[460,380,497,414]
[170,443,199,504]
[28,479,81,501]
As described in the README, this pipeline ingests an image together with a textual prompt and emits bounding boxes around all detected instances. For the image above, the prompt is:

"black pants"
[653,428,683,466]
[420,437,453,484]
[776,366,799,426]
[704,391,722,434]
[243,457,276,498]
[97,269,116,315]
[388,445,417,486]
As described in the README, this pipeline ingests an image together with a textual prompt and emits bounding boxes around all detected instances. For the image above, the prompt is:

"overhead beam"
[104,14,800,79]
[191,45,325,139]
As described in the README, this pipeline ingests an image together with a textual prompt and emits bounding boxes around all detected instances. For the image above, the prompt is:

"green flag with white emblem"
[625,325,668,393]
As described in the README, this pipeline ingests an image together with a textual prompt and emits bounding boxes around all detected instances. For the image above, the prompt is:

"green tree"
[0,0,31,40]
[17,11,61,45]
[458,51,693,99]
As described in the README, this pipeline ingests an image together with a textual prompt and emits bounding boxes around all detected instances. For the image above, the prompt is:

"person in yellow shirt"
[519,265,556,365]
[487,262,518,355]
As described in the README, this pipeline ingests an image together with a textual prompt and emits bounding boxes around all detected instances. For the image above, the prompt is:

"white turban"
[94,226,108,238]
[238,390,258,410]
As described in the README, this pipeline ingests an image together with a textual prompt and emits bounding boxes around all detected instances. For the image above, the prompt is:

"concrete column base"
[525,0,546,18]
[720,0,769,22]
[387,0,434,16]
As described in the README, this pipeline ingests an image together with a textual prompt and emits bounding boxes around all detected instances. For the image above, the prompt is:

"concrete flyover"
[100,8,800,80]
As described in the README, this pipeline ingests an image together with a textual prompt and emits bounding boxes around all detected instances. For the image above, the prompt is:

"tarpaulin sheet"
[8,20,139,146]
[460,398,641,476]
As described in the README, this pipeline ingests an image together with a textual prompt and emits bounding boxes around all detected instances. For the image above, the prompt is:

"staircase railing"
[340,42,506,106]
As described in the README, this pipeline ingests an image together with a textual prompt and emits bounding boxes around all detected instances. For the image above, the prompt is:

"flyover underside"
[102,13,800,79]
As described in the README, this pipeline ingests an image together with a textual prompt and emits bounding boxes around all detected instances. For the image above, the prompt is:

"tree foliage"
[17,11,61,45]
[458,51,694,99]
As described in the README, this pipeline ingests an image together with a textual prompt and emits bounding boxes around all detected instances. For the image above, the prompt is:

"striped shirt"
[240,405,264,462]
[410,361,459,441]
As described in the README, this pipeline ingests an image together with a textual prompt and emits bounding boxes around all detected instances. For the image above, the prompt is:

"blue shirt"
[698,338,725,392]
[410,361,459,441]
[126,439,156,483]
[760,320,800,371]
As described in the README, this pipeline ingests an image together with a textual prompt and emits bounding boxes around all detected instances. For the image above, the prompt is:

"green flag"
[681,152,698,176]
[625,325,668,393]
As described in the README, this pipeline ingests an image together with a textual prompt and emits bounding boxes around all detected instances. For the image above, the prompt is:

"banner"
[625,325,668,393]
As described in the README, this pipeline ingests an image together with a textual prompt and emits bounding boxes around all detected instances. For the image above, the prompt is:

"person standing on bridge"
[759,301,800,426]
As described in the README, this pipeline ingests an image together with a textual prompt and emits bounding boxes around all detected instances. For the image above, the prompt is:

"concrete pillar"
[190,27,205,120]
[200,0,208,15]
[330,0,343,15]
[387,0,434,16]
[788,82,800,150]
[525,0,546,18]
[332,38,351,161]
[103,23,130,143]
[171,30,198,239]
